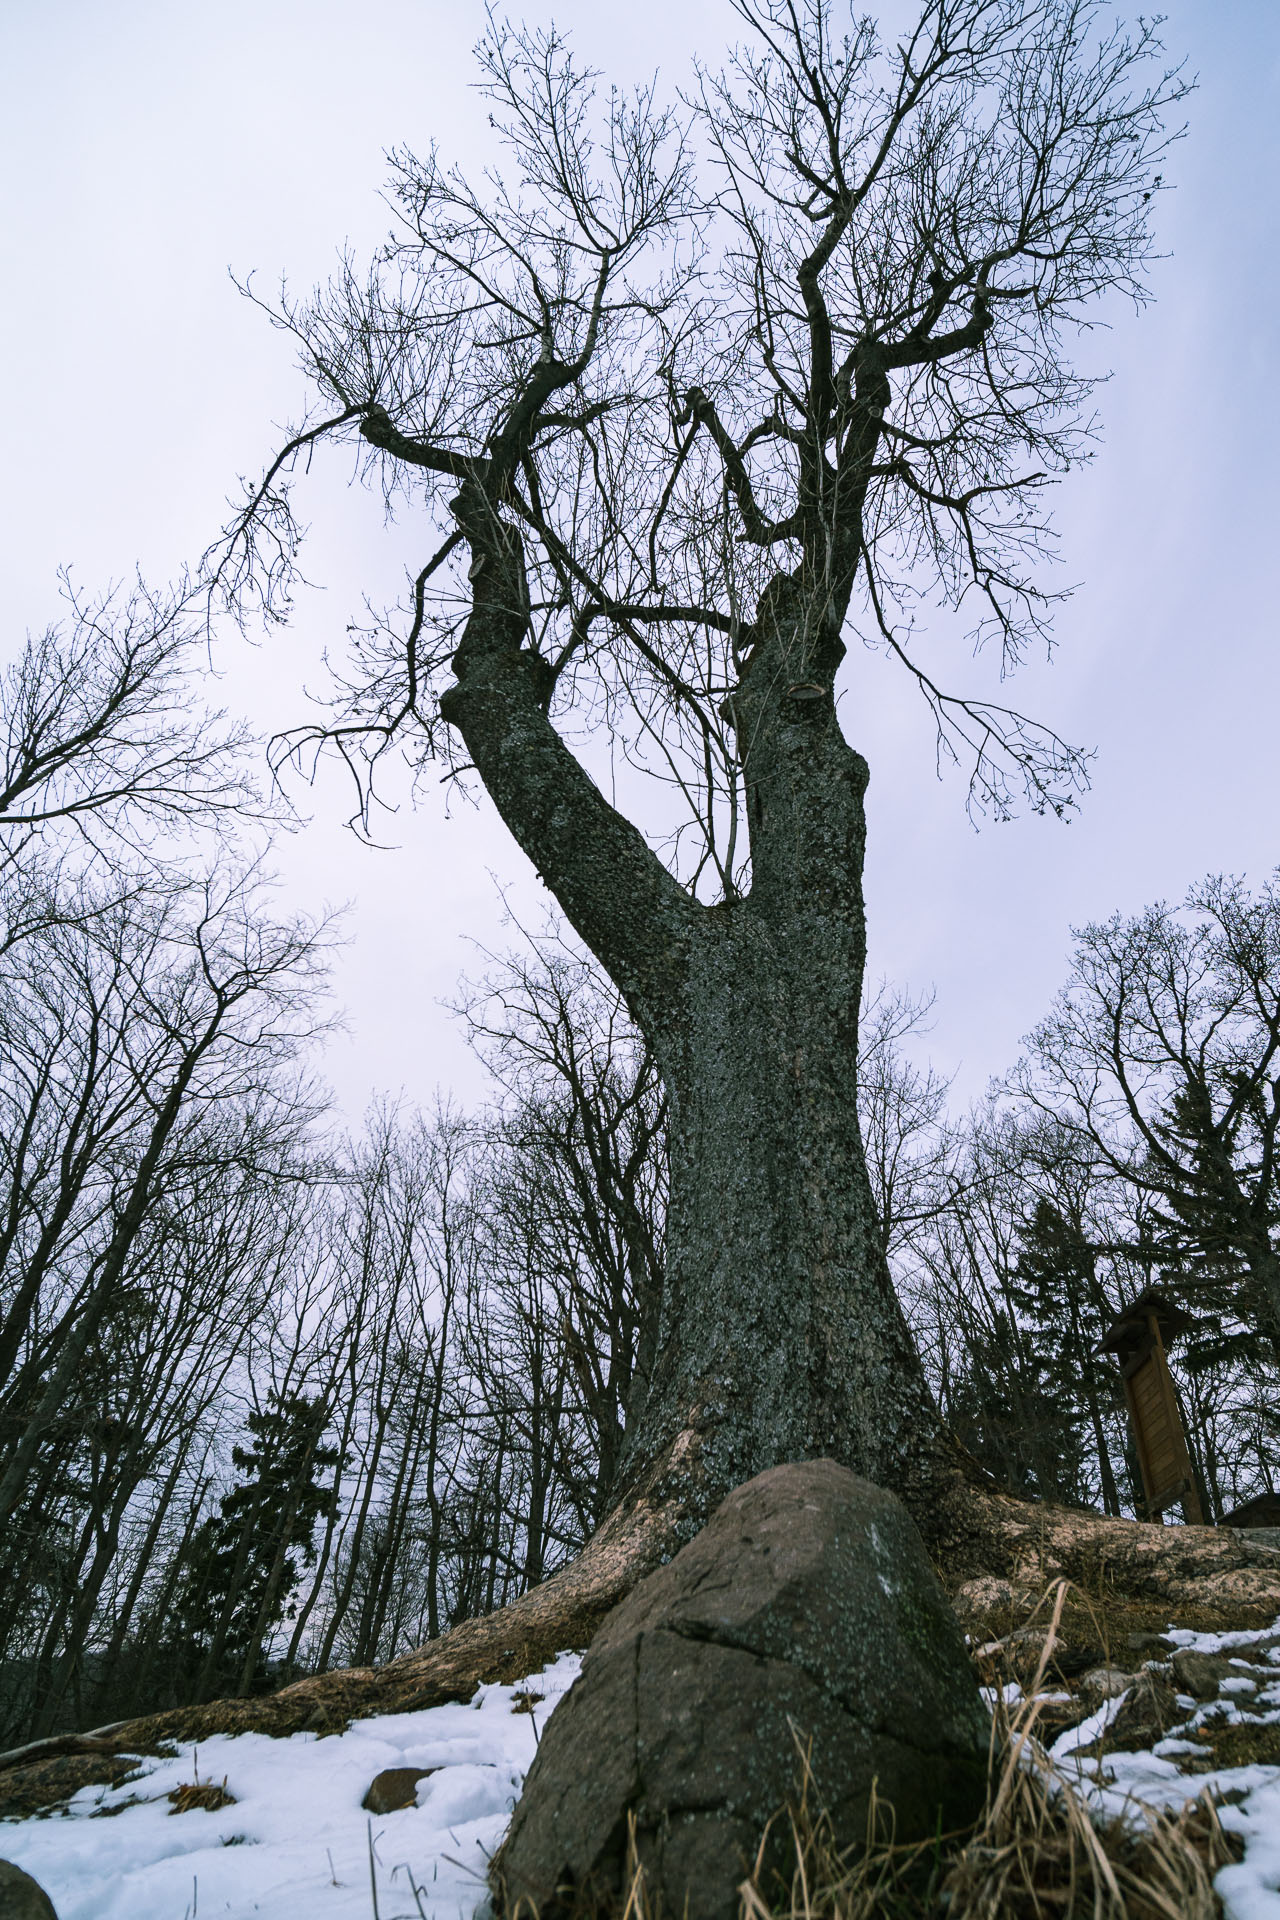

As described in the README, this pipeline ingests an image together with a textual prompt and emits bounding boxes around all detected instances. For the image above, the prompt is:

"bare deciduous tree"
[1011,872,1280,1365]
[1,575,255,869]
[218,0,1186,1542]
[462,933,666,1517]
[0,865,330,1542]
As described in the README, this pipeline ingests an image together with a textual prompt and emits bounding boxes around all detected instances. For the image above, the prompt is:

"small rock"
[972,1626,1101,1687]
[1171,1650,1256,1701]
[1079,1667,1137,1700]
[494,1462,991,1920]
[1104,1671,1182,1751]
[361,1766,437,1814]
[1126,1631,1176,1657]
[1031,1695,1091,1741]
[1048,1641,1106,1681]
[0,1861,58,1920]
[951,1577,1036,1633]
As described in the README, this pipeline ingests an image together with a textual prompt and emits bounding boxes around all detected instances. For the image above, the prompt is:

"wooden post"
[1099,1290,1206,1525]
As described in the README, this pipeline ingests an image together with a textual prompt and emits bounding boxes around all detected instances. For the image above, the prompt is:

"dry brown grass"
[607,1582,1244,1920]
[936,1715,1237,1919]
[166,1755,235,1815]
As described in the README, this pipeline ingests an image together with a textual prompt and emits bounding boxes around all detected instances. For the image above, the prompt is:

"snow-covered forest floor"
[1027,1615,1280,1919]
[4,1616,1280,1920]
[0,1656,582,1920]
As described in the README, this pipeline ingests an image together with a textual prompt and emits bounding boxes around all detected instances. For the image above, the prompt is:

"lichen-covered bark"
[616,587,943,1520]
[437,477,951,1534]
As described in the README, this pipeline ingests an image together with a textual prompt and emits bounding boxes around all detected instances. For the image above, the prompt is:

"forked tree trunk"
[440,495,953,1540]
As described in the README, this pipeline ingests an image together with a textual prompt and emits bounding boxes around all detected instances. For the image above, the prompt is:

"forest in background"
[1,581,1277,1749]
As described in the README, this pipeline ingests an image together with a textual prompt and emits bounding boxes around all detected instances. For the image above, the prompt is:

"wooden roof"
[1096,1287,1200,1357]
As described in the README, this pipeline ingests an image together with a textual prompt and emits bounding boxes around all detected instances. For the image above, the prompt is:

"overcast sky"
[3,0,1278,1121]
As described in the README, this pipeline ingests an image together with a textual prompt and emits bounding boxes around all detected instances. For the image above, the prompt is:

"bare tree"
[1,574,255,869]
[901,1103,1134,1512]
[857,980,957,1262]
[1011,873,1280,1365]
[0,865,330,1542]
[217,0,1186,1535]
[3,1118,314,1738]
[462,933,666,1517]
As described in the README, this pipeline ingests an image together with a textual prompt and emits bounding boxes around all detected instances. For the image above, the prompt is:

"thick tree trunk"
[615,596,941,1521]
[440,503,951,1535]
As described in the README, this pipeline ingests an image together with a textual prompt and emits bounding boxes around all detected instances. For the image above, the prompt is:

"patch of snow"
[0,1654,582,1920]
[1051,1612,1280,1920]
[1048,1688,1129,1759]
[1166,1625,1278,1656]
[1217,1774,1280,1920]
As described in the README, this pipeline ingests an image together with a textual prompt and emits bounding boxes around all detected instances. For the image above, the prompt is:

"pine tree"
[1149,1082,1277,1373]
[1008,1200,1124,1514]
[169,1394,340,1699]
[949,1299,1087,1507]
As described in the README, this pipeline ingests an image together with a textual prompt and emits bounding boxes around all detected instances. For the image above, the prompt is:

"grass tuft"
[601,1581,1244,1919]
[166,1749,236,1815]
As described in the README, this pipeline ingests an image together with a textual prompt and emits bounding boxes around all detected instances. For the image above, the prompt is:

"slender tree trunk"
[101,1436,194,1669]
[0,1009,226,1531]
[196,1480,267,1703]
[482,1420,509,1618]
[1244,1236,1280,1371]
[0,1026,107,1398]
[361,1443,423,1662]
[236,1476,308,1698]
[1086,1391,1122,1517]
[33,1480,130,1738]
[361,1375,431,1662]
[283,1445,349,1674]
[129,1473,212,1710]
[315,1406,391,1672]
[24,1501,99,1738]
[418,1315,455,1643]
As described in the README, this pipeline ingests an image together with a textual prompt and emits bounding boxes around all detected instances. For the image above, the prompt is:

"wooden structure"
[1098,1290,1206,1524]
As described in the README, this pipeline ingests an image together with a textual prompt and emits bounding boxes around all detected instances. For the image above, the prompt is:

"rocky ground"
[3,1510,1279,1920]
[1,1603,1278,1918]
[959,1580,1280,1918]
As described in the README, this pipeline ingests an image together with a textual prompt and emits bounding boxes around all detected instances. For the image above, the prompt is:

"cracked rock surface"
[493,1460,990,1920]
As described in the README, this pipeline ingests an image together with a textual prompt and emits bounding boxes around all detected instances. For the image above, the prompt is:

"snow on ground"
[3,1620,1280,1919]
[0,1654,581,1920]
[1047,1616,1280,1920]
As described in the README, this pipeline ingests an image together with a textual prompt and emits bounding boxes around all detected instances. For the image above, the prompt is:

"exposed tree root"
[0,1453,691,1815]
[3,1459,1278,1819]
[932,1482,1280,1628]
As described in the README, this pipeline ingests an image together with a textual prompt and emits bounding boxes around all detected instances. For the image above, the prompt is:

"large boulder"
[0,1860,59,1920]
[494,1460,991,1920]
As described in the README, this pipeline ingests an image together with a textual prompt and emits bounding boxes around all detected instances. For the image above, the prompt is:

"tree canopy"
[221,0,1185,854]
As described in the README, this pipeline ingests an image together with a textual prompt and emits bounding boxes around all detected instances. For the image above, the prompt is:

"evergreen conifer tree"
[1008,1200,1124,1513]
[170,1394,340,1699]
